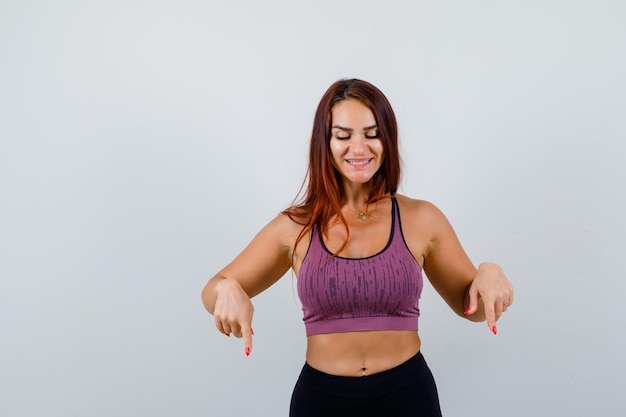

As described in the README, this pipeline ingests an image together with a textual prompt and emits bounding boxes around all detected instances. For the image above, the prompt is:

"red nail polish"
[251,327,255,336]
[491,325,497,335]
[464,307,471,315]
[245,347,251,357]
[225,333,230,337]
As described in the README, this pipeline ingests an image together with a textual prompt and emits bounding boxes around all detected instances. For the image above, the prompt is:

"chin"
[348,175,375,184]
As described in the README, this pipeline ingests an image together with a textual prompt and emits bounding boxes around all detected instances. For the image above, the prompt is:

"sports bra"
[297,197,423,336]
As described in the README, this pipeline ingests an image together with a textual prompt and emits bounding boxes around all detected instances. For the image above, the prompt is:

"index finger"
[243,326,253,356]
[484,301,498,335]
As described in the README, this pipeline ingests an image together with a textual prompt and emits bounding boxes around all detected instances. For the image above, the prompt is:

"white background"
[1,1,624,416]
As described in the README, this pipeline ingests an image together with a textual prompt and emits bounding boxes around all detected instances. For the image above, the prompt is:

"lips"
[346,158,373,166]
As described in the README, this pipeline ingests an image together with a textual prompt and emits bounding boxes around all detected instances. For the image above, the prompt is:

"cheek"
[329,141,344,161]
[375,145,385,168]
[372,141,384,158]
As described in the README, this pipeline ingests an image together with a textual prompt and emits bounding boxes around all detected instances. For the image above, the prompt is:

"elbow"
[458,296,486,322]
[463,313,486,323]
[201,284,213,315]
[455,307,483,322]
[201,276,222,315]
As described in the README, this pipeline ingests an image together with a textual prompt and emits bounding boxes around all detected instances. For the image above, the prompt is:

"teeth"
[347,159,370,165]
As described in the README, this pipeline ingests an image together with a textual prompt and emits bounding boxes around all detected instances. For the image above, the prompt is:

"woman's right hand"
[213,277,255,356]
[202,214,298,357]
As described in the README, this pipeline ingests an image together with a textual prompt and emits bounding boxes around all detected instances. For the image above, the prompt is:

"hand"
[464,262,514,335]
[213,278,255,356]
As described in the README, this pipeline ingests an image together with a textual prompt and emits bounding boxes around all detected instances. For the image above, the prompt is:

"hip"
[290,351,442,417]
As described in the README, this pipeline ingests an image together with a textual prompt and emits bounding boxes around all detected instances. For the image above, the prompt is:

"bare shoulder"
[393,194,449,264]
[394,194,446,226]
[262,211,308,245]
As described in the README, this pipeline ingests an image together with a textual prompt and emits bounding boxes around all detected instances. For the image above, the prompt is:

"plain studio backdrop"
[1,1,624,416]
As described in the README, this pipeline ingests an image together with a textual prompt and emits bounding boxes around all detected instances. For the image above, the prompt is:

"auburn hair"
[285,78,401,254]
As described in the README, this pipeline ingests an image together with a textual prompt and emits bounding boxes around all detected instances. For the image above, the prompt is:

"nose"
[349,134,369,154]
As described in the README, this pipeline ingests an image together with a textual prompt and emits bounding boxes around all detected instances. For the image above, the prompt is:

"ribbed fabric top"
[297,197,423,336]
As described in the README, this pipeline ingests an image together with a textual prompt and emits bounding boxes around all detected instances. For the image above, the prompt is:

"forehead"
[331,99,376,127]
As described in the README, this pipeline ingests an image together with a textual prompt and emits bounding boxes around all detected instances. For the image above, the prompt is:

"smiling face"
[329,99,384,186]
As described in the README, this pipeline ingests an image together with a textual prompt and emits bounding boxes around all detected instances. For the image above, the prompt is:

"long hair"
[285,78,401,254]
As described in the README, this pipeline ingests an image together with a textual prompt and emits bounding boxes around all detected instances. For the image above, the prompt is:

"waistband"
[299,351,430,399]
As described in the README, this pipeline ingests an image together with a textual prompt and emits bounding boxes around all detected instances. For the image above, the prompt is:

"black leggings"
[289,351,442,417]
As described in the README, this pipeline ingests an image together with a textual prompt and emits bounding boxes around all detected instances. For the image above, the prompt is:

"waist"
[299,351,430,399]
[305,330,421,377]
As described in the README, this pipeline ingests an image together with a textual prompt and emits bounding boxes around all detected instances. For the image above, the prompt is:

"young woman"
[202,79,514,416]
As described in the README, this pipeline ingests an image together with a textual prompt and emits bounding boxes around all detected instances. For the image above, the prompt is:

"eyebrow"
[331,124,378,132]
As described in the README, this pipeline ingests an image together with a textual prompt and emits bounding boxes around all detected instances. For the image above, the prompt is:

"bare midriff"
[305,330,421,377]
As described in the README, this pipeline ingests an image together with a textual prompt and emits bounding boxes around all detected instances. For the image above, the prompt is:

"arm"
[201,213,294,355]
[422,202,513,334]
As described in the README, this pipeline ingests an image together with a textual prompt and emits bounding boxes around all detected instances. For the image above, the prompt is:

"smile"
[346,158,373,166]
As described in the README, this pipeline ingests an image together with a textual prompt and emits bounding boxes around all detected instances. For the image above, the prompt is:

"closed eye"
[365,129,380,139]
[332,125,379,140]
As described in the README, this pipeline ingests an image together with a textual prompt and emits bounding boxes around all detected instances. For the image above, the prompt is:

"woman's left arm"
[421,202,514,334]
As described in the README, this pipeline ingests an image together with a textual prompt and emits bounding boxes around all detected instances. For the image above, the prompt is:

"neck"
[342,184,372,212]
[341,182,382,222]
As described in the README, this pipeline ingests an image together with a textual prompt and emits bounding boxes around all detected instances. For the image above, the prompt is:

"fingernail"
[463,307,471,315]
[491,325,498,335]
[251,327,255,336]
[245,347,251,357]
[225,333,230,337]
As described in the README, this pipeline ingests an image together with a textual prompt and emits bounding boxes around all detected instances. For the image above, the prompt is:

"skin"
[201,99,514,376]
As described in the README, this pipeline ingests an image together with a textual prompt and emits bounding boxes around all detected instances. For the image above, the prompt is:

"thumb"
[464,285,479,316]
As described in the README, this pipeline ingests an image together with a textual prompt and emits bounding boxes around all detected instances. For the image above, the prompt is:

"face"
[329,99,384,186]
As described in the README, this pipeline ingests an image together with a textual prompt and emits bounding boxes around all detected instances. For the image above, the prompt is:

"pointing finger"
[243,326,253,357]
[484,299,497,335]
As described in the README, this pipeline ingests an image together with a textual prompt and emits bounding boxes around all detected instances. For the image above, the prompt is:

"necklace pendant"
[358,212,367,221]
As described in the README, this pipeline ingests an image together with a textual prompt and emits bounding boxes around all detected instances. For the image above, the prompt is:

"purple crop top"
[297,197,423,336]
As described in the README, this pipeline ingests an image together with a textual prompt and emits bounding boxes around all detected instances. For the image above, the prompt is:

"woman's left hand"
[464,262,514,334]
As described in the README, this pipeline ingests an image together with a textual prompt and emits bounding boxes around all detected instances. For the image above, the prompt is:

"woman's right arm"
[201,213,295,356]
